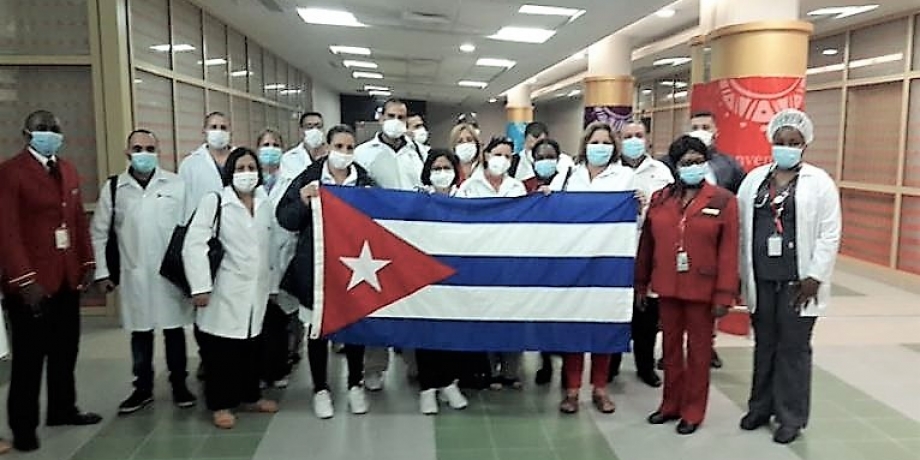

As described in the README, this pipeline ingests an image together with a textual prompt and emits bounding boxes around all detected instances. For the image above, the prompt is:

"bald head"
[620,122,647,140]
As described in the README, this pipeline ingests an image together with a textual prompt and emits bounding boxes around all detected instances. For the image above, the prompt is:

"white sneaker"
[365,372,384,392]
[348,386,369,414]
[439,383,468,410]
[313,390,334,419]
[420,389,439,415]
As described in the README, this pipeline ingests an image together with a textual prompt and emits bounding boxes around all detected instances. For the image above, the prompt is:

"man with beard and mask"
[179,112,234,220]
[281,112,326,178]
[354,98,425,391]
[406,113,431,161]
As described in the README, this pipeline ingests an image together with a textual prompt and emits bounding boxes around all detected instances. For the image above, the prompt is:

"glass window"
[0,0,90,55]
[263,52,278,100]
[897,196,920,275]
[175,83,205,160]
[207,90,230,118]
[231,96,251,148]
[906,80,920,187]
[651,110,674,158]
[171,0,204,80]
[251,101,266,136]
[248,41,263,97]
[806,34,846,85]
[654,78,675,108]
[0,66,98,200]
[842,82,902,185]
[204,14,227,86]
[134,70,176,172]
[228,28,248,92]
[130,0,171,69]
[804,89,843,178]
[848,18,909,80]
[840,190,895,266]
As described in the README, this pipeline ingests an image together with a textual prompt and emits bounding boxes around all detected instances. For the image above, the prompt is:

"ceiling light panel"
[519,4,585,21]
[353,71,384,79]
[330,46,371,56]
[364,85,390,91]
[807,5,879,19]
[489,27,556,44]
[655,8,677,18]
[150,44,195,52]
[476,58,516,68]
[458,80,488,88]
[460,43,476,53]
[343,60,378,69]
[297,8,366,27]
[653,57,692,66]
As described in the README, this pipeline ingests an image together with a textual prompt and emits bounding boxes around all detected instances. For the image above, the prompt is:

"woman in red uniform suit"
[635,135,739,435]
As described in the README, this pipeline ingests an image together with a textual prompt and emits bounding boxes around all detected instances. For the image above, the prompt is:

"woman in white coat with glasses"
[737,109,841,445]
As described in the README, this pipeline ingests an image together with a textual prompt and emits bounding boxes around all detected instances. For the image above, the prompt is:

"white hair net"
[766,109,814,144]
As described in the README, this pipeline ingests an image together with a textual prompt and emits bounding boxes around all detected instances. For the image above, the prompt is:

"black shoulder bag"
[105,176,121,286]
[159,193,225,297]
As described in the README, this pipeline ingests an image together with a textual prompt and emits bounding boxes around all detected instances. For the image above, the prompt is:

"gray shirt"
[753,179,799,281]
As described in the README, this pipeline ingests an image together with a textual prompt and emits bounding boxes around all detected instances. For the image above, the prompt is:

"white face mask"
[412,128,429,145]
[430,170,455,189]
[382,118,407,139]
[688,129,714,148]
[454,142,478,163]
[232,171,259,193]
[304,128,324,149]
[487,155,510,177]
[206,129,231,149]
[327,150,354,170]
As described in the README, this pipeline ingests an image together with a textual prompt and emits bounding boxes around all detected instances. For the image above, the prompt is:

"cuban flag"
[310,187,638,353]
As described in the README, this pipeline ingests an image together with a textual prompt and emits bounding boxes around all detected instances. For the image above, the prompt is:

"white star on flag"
[340,241,391,292]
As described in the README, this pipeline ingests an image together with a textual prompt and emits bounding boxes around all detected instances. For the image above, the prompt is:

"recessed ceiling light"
[368,90,392,96]
[134,78,143,84]
[822,48,839,56]
[519,4,586,20]
[641,89,652,95]
[279,89,303,95]
[489,27,556,44]
[330,45,371,56]
[197,58,227,66]
[653,57,692,66]
[264,84,286,90]
[230,70,252,77]
[476,58,516,68]
[353,71,384,79]
[458,80,488,88]
[460,43,476,53]
[364,85,390,91]
[655,8,677,18]
[807,5,879,19]
[343,60,378,69]
[297,8,366,27]
[567,89,581,97]
[488,97,498,103]
[150,44,195,52]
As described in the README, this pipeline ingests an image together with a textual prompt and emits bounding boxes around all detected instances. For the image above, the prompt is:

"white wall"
[311,80,341,125]
[535,96,585,156]
[426,101,506,149]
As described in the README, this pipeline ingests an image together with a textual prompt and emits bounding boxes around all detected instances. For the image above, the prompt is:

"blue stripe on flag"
[328,318,632,353]
[325,186,637,224]
[435,256,634,288]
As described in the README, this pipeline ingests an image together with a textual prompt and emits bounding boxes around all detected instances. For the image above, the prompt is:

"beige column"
[505,83,533,152]
[583,34,633,129]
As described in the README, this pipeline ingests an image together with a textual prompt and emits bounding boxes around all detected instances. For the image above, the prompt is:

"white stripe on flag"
[370,285,634,322]
[375,220,638,258]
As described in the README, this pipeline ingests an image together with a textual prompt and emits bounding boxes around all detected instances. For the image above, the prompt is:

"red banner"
[690,77,806,172]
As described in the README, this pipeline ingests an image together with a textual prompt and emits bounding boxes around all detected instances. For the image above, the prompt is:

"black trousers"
[5,288,81,435]
[307,336,364,392]
[195,328,262,411]
[416,349,462,390]
[131,328,187,393]
[456,352,491,389]
[260,302,294,383]
[610,297,660,376]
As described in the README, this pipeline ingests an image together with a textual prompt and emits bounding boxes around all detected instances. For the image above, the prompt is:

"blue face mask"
[621,137,646,160]
[534,158,558,178]
[772,145,803,170]
[585,144,614,166]
[678,163,709,187]
[29,131,64,157]
[258,146,283,167]
[130,152,158,174]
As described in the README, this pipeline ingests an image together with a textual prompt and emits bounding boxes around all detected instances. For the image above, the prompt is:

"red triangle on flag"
[318,188,456,337]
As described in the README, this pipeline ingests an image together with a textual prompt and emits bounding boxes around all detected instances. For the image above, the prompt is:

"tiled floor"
[1,265,919,460]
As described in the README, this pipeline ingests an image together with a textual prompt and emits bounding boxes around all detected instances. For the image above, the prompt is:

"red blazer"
[635,182,739,306]
[0,150,94,294]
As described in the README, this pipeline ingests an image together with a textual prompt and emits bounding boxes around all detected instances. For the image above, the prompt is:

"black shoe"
[173,385,197,409]
[676,420,700,435]
[647,411,680,425]
[47,412,103,426]
[637,371,662,388]
[13,433,39,452]
[740,413,770,431]
[535,367,552,385]
[710,351,723,369]
[656,358,664,371]
[118,391,154,415]
[773,426,800,444]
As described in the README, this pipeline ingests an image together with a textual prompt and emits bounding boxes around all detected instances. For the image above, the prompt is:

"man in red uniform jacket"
[0,110,102,452]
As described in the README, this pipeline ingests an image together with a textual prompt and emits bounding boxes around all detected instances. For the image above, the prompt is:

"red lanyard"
[768,179,796,234]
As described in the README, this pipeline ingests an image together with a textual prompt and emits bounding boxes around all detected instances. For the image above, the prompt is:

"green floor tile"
[70,435,147,460]
[132,435,207,460]
[436,425,493,450]
[490,424,551,449]
[151,417,216,437]
[551,437,619,460]
[195,434,263,458]
[793,440,917,460]
[799,419,886,442]
[96,414,163,438]
[896,438,920,452]
[843,398,908,419]
[495,448,557,460]
[437,448,498,460]
[862,417,920,440]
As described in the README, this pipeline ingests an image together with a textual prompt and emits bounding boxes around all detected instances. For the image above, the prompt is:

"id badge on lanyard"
[55,224,70,250]
[676,213,690,272]
[768,181,793,258]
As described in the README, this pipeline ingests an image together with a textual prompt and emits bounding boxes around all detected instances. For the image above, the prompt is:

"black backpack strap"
[509,154,521,178]
[211,192,223,237]
[108,175,118,224]
[560,166,574,191]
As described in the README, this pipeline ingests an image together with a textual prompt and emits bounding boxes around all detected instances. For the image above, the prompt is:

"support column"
[690,0,812,170]
[505,83,533,153]
[583,34,633,130]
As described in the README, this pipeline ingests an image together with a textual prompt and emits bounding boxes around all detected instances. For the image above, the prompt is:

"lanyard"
[768,176,797,234]
[677,193,697,251]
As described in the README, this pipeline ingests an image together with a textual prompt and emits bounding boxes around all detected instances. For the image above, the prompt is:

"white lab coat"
[549,161,638,192]
[90,169,192,331]
[280,143,317,180]
[266,170,300,314]
[354,134,424,191]
[738,163,841,317]
[178,144,224,220]
[457,169,527,198]
[183,187,273,339]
